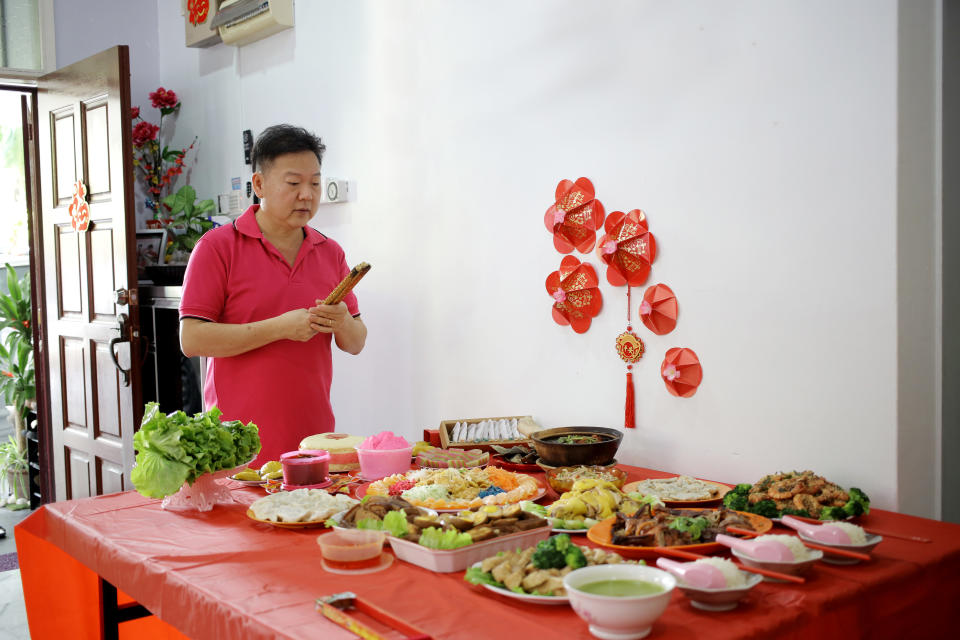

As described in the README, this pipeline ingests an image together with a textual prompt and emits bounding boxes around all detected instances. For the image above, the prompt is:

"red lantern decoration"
[68,180,90,232]
[596,209,657,287]
[544,177,606,255]
[661,348,703,398]
[639,283,678,335]
[545,256,603,334]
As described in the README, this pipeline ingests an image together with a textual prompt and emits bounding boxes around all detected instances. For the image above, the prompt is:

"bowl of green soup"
[563,564,675,640]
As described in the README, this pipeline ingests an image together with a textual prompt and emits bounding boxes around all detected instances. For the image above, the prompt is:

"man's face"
[252,150,322,228]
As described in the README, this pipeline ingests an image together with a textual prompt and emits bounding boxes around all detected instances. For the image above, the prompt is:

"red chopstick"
[726,526,871,562]
[656,546,806,584]
[785,514,932,544]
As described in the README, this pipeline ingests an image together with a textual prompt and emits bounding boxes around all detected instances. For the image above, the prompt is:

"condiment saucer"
[321,552,394,575]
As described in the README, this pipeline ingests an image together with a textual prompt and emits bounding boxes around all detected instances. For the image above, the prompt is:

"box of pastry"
[438,415,540,450]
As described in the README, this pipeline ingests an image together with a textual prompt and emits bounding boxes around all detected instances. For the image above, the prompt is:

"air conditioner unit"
[212,0,294,47]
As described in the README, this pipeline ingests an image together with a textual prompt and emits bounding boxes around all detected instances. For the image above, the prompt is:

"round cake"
[299,433,363,472]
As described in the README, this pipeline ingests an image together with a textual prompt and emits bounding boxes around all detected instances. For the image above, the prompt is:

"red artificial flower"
[131,106,140,119]
[544,177,605,255]
[545,255,603,334]
[596,209,657,287]
[1,371,13,378]
[149,87,179,109]
[132,121,159,147]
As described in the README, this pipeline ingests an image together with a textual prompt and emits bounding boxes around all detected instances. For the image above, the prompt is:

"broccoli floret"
[552,533,572,553]
[820,506,846,521]
[750,499,781,519]
[843,488,870,517]
[779,507,811,519]
[722,484,751,512]
[564,545,587,569]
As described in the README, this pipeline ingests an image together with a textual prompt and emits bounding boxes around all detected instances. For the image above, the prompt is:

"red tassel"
[625,371,635,429]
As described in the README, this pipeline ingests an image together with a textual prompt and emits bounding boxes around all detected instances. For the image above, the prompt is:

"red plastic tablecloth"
[15,465,960,640]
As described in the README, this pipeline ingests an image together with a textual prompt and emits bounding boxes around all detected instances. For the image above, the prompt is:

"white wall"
[58,1,923,512]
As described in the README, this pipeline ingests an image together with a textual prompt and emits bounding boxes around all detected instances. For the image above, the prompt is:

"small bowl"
[280,450,330,486]
[317,529,386,569]
[563,564,675,640]
[544,465,628,494]
[731,547,823,581]
[531,427,623,467]
[356,446,414,480]
[796,532,883,565]
[676,572,763,612]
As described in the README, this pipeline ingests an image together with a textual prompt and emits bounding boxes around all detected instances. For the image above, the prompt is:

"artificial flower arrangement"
[131,87,196,226]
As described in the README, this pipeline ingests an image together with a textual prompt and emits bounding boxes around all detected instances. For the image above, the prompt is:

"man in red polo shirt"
[179,125,366,465]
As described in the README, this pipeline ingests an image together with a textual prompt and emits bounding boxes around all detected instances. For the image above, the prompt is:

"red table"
[15,465,960,640]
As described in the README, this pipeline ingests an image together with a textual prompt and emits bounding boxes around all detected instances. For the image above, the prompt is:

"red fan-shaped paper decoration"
[544,177,606,254]
[545,255,603,334]
[661,347,702,398]
[68,180,90,232]
[639,283,678,335]
[596,209,656,286]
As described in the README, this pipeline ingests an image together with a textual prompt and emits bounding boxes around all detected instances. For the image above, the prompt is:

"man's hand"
[279,308,320,342]
[308,301,351,334]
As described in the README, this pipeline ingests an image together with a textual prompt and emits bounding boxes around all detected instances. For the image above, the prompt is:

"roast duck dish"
[610,503,758,547]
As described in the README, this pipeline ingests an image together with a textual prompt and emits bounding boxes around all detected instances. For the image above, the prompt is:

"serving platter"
[228,476,267,487]
[245,508,332,529]
[355,485,548,513]
[488,455,541,473]
[622,477,732,507]
[586,509,773,559]
[469,563,569,605]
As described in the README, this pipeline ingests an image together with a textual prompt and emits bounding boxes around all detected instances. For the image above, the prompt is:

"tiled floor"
[0,570,28,639]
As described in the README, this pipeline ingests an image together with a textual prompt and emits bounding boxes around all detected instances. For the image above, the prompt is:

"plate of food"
[463,533,641,603]
[246,488,359,529]
[229,459,283,487]
[586,505,773,559]
[721,470,870,521]
[488,444,540,472]
[363,467,544,512]
[622,475,731,506]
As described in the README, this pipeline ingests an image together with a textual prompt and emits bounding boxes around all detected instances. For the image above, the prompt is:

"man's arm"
[180,309,319,358]
[309,301,367,355]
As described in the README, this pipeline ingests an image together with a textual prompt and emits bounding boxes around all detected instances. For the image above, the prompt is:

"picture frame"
[135,229,167,278]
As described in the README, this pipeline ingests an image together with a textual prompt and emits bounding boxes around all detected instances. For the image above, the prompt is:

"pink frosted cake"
[299,433,363,472]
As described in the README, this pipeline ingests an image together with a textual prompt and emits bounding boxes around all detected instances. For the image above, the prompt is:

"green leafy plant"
[0,264,34,445]
[0,435,28,509]
[161,185,215,258]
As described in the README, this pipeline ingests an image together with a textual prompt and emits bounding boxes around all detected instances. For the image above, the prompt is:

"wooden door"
[36,46,142,501]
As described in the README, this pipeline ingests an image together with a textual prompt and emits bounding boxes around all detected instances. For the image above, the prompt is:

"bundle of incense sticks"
[322,262,371,305]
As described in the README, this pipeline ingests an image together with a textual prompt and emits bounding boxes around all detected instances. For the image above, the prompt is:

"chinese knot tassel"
[625,371,635,429]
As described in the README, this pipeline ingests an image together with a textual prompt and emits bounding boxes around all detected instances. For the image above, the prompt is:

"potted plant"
[0,264,33,510]
[161,184,215,263]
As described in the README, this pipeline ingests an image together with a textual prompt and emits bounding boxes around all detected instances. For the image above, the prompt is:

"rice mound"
[755,534,814,561]
[825,522,868,545]
[694,557,747,588]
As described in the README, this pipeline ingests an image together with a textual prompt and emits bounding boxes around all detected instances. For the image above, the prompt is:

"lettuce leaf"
[418,526,473,549]
[130,450,191,499]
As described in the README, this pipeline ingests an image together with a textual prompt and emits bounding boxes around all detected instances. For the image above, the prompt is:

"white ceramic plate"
[470,563,569,605]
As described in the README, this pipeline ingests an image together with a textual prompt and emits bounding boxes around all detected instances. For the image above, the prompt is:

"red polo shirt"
[179,206,359,465]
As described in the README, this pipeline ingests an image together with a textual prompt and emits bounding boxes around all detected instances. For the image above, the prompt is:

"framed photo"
[135,229,166,277]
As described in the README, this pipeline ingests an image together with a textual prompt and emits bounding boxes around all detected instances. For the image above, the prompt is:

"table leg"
[99,578,152,640]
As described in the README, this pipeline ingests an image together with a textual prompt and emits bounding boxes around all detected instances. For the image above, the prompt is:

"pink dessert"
[358,431,410,451]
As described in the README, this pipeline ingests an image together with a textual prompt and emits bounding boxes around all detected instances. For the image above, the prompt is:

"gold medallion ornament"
[616,330,644,363]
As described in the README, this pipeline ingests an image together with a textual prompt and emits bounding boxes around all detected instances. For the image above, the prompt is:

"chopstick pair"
[726,526,871,562]
[318,592,431,640]
[784,514,932,544]
[657,546,806,584]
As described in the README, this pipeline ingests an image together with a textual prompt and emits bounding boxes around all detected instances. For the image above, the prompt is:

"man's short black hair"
[251,124,326,172]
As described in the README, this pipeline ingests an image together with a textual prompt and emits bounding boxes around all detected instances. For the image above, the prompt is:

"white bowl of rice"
[674,558,763,612]
[730,534,823,581]
[796,523,882,565]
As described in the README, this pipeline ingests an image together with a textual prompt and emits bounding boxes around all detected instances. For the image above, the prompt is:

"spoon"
[781,515,851,544]
[655,557,727,589]
[716,533,795,562]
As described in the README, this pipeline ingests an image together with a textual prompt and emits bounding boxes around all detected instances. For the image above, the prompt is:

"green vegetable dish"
[722,470,870,521]
[131,403,260,499]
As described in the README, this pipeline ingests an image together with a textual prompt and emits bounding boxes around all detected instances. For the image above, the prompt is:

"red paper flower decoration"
[596,209,657,286]
[544,177,606,254]
[661,348,702,397]
[545,255,603,333]
[68,180,89,232]
[187,0,210,25]
[640,283,678,335]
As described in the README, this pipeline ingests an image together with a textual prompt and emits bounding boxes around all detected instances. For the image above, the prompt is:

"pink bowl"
[280,450,330,486]
[356,446,413,480]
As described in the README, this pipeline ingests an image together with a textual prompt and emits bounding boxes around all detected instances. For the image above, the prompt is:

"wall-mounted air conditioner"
[211,0,294,47]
